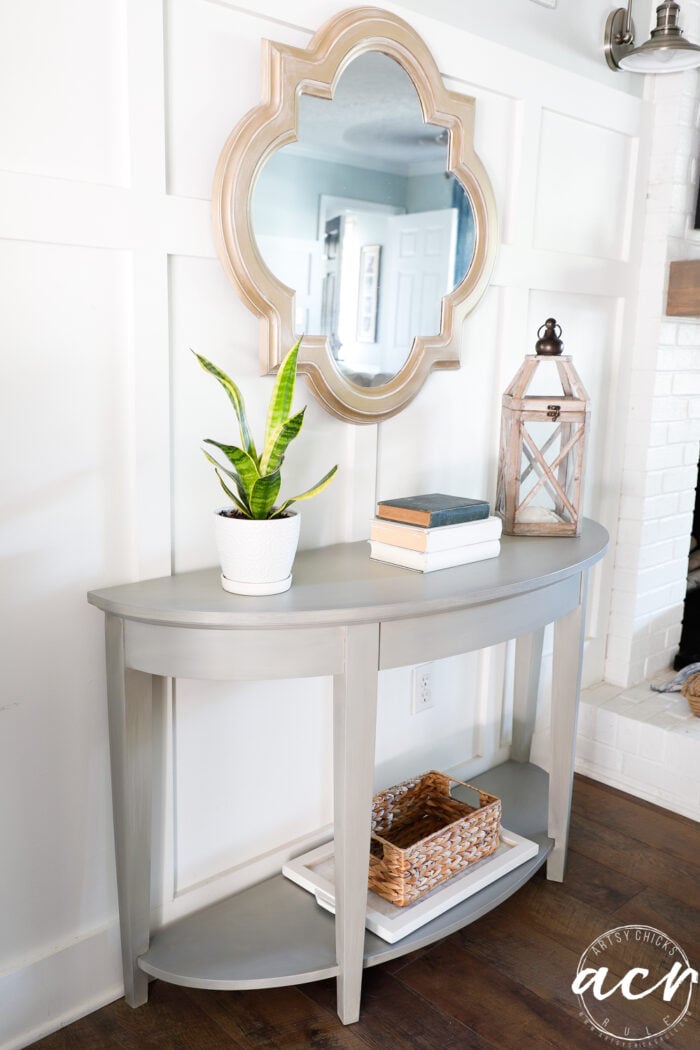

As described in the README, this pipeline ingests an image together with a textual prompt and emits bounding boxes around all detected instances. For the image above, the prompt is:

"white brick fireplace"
[577,46,700,818]
[607,70,700,688]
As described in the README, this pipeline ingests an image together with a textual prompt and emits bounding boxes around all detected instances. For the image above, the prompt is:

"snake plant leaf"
[215,469,251,517]
[202,450,252,513]
[204,439,260,492]
[271,464,338,517]
[264,338,301,452]
[196,341,337,521]
[260,408,305,476]
[193,350,257,461]
[249,470,282,519]
[202,449,240,486]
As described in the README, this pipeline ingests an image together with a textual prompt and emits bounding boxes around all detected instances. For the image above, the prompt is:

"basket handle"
[446,775,490,809]
[369,832,386,861]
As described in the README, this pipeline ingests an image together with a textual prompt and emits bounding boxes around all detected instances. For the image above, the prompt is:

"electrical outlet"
[411,663,434,713]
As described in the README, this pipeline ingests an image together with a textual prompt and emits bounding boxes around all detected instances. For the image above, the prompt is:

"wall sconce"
[605,1,700,72]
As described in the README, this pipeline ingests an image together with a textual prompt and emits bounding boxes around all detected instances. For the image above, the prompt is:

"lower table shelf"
[138,761,552,990]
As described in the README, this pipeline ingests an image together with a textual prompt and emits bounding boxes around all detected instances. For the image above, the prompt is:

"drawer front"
[124,621,346,680]
[379,575,581,670]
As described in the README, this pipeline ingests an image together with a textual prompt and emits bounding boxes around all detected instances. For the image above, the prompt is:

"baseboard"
[1,824,333,1050]
[0,924,123,1050]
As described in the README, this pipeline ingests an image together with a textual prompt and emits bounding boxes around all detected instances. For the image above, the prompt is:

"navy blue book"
[376,494,490,528]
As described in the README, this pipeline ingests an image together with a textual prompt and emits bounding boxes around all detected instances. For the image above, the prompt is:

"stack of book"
[369,493,502,572]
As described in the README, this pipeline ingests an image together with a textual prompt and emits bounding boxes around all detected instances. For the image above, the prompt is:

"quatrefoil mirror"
[213,7,498,423]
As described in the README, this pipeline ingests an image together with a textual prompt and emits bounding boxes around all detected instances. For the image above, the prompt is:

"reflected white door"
[380,208,458,376]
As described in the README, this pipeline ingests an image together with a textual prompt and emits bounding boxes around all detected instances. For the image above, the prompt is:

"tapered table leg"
[333,623,379,1024]
[511,627,545,762]
[547,573,588,882]
[105,614,153,1006]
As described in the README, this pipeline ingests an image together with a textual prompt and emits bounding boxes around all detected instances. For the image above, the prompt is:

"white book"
[369,538,500,572]
[369,514,502,553]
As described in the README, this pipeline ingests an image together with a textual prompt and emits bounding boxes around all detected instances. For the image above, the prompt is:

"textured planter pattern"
[214,510,301,593]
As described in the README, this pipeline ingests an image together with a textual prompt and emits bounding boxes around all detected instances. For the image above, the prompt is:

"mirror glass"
[251,51,476,388]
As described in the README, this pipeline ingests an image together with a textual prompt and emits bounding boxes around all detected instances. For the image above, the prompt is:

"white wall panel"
[173,676,333,890]
[169,254,261,574]
[165,0,310,199]
[534,111,633,260]
[374,654,484,790]
[0,0,128,185]
[444,78,521,247]
[0,239,132,965]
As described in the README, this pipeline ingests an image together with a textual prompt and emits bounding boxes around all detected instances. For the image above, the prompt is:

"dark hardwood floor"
[31,776,699,1049]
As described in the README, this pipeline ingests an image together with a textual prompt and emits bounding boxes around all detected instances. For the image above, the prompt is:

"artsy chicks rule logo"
[572,925,698,1046]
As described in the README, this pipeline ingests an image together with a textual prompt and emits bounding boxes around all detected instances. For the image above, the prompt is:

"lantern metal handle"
[535,318,564,356]
[537,320,562,339]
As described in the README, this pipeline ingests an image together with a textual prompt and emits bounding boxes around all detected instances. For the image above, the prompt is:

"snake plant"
[194,339,337,519]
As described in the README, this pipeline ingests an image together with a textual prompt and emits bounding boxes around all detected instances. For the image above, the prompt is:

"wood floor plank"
[552,843,647,911]
[180,985,370,1050]
[395,938,596,1050]
[456,901,694,1039]
[301,968,483,1049]
[574,774,699,828]
[567,810,700,910]
[613,887,700,960]
[572,775,700,866]
[91,982,246,1049]
[457,910,588,1013]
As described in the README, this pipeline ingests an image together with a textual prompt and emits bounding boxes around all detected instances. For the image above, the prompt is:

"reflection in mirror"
[251,52,475,388]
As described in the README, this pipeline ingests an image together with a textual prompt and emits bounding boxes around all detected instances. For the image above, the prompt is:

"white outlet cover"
[411,664,434,713]
[529,0,557,8]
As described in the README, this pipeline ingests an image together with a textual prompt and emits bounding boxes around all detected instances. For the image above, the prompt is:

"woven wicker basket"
[681,672,700,718]
[368,771,501,907]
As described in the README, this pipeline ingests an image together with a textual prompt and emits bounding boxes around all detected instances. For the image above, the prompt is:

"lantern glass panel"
[516,418,580,524]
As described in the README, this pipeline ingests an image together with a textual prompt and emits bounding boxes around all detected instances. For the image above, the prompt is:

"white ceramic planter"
[214,509,301,595]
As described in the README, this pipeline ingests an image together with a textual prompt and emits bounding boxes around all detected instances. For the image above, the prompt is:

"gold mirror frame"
[212,6,498,424]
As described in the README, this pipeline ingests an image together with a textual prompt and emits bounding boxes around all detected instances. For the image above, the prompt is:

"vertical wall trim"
[126,0,173,580]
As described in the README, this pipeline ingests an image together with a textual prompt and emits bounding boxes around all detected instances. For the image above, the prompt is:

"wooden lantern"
[496,319,590,537]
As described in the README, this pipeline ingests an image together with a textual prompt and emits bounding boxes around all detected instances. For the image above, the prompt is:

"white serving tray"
[282,828,539,944]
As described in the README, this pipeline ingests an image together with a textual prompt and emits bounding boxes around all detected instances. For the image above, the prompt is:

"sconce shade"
[496,344,590,538]
[606,1,700,73]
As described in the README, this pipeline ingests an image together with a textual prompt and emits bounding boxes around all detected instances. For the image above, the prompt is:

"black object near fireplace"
[674,456,700,670]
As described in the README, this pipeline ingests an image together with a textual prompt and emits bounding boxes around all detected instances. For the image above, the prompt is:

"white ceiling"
[292,51,448,176]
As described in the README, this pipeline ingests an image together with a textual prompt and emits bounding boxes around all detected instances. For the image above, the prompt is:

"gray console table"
[88,520,607,1024]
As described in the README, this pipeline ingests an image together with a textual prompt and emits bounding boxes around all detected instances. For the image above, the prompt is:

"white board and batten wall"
[0,1,650,1046]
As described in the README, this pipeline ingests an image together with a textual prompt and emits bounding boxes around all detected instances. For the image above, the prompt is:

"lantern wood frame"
[496,355,590,537]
